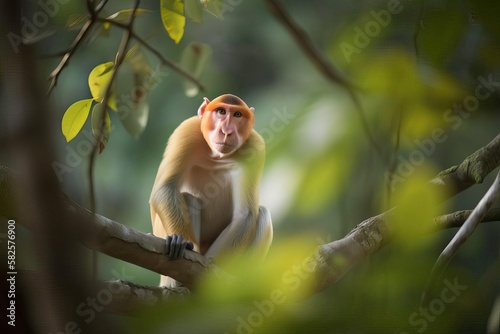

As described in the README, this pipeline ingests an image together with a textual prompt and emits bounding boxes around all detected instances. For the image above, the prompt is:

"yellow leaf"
[88,62,115,102]
[61,98,93,142]
[161,0,186,44]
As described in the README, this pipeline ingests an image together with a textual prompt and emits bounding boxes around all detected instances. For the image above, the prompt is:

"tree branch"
[87,0,140,279]
[422,170,500,304]
[46,0,204,95]
[1,134,498,301]
[2,153,499,304]
[0,166,235,290]
[308,133,500,294]
[46,0,108,95]
[265,0,388,166]
[433,207,500,229]
[429,133,500,196]
[96,17,205,92]
[47,19,94,95]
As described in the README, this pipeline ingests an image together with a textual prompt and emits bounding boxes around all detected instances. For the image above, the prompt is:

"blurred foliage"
[6,0,500,333]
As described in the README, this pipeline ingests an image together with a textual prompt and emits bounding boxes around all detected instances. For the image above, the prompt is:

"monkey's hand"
[165,234,194,260]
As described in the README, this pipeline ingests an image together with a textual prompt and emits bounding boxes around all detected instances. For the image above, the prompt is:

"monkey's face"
[198,95,255,158]
[203,106,253,157]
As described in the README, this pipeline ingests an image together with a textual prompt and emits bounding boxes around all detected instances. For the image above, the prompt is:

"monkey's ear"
[197,97,210,118]
[250,107,255,112]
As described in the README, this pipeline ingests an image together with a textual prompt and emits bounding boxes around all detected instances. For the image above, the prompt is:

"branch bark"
[429,133,500,197]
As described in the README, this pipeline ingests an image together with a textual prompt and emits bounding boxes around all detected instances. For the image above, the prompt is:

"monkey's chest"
[181,166,235,249]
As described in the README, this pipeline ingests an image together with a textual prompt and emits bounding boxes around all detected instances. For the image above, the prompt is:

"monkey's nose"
[221,128,233,135]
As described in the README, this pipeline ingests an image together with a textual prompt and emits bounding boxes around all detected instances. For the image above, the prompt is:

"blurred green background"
[9,0,500,333]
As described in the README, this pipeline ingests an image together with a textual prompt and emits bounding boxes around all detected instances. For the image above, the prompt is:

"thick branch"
[1,163,498,306]
[308,133,500,293]
[0,166,234,290]
[430,133,500,197]
[1,136,498,298]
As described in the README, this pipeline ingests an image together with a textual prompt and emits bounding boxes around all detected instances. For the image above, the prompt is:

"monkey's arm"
[150,117,202,258]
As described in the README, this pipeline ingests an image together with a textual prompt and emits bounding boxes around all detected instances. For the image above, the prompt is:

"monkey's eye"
[216,108,226,115]
[233,111,243,118]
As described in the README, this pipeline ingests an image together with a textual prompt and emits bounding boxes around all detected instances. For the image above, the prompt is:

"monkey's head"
[198,94,255,158]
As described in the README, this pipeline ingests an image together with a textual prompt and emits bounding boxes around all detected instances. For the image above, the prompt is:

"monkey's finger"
[186,241,194,251]
[178,241,189,258]
[165,234,176,260]
[171,234,183,260]
[165,235,173,257]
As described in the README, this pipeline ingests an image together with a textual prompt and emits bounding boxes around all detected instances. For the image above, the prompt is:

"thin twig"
[421,170,500,305]
[39,48,73,59]
[47,19,93,95]
[266,0,388,166]
[96,17,205,92]
[46,0,109,95]
[385,106,403,205]
[433,207,500,229]
[266,0,351,88]
[88,0,140,280]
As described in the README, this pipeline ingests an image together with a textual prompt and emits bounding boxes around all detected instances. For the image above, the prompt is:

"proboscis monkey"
[150,94,273,287]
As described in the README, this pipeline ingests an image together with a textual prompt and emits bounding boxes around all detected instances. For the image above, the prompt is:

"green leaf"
[61,98,93,142]
[115,47,150,138]
[185,0,203,23]
[180,42,212,96]
[88,61,117,110]
[202,0,223,19]
[91,103,111,154]
[161,0,186,44]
